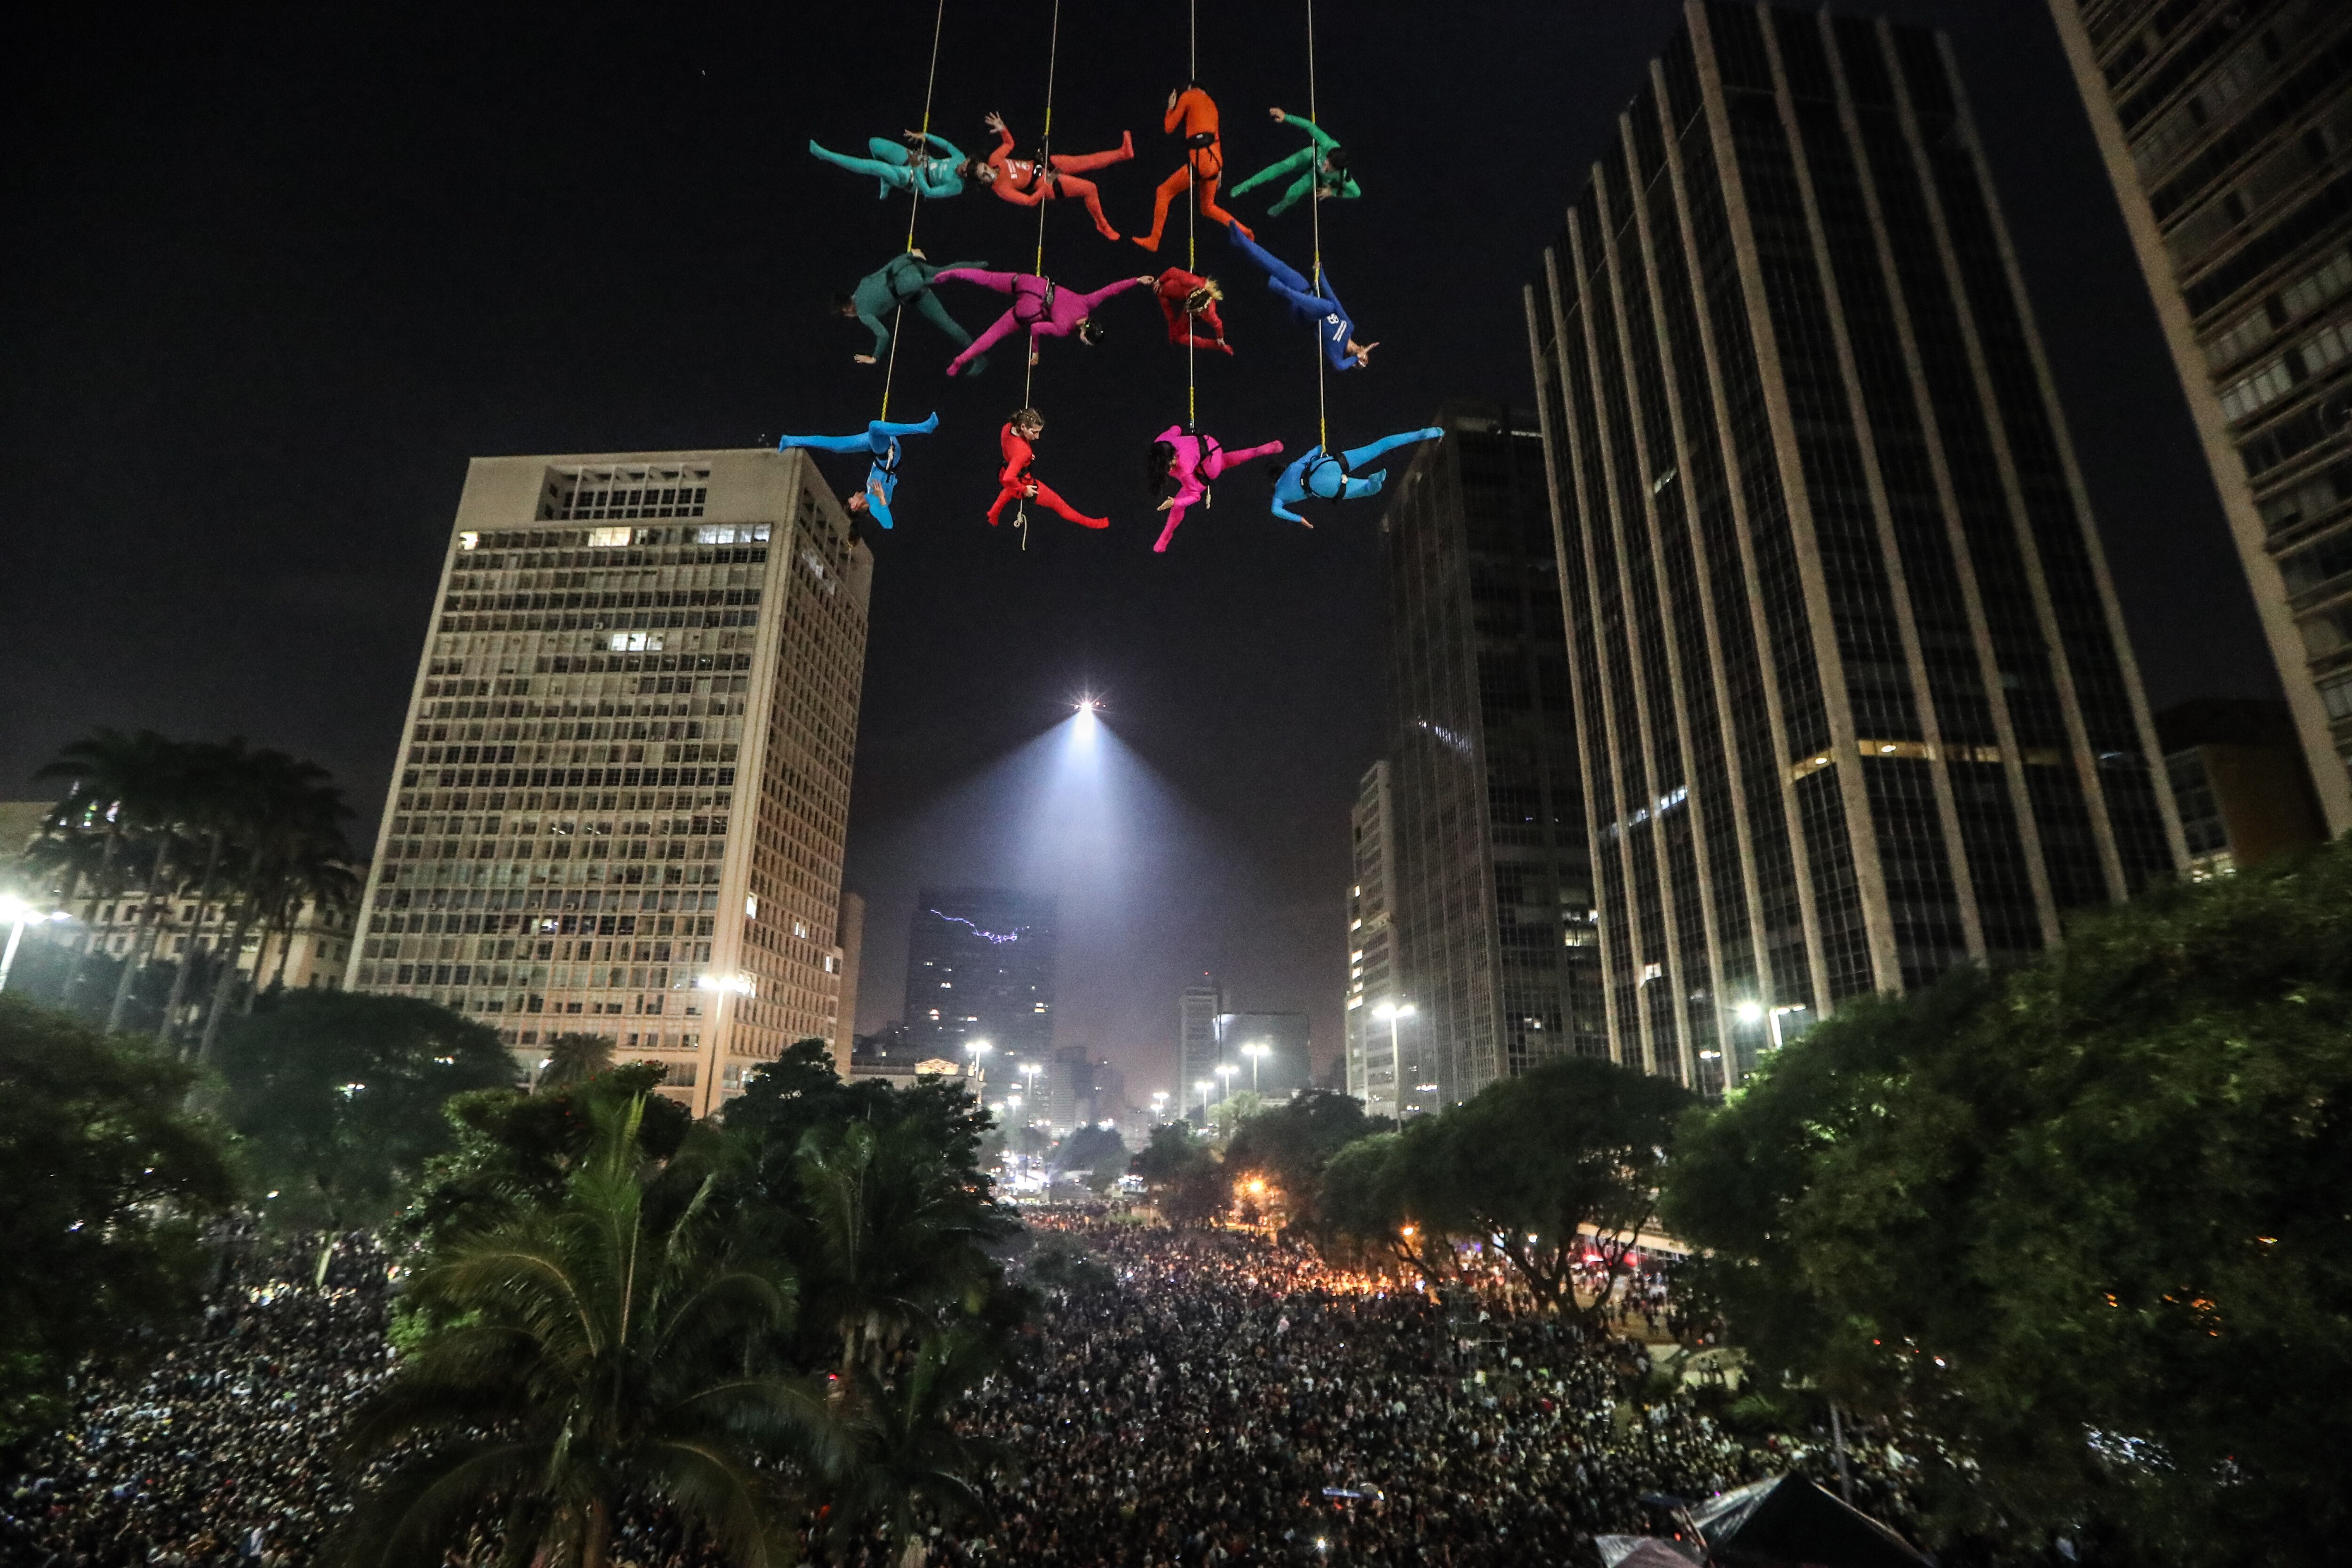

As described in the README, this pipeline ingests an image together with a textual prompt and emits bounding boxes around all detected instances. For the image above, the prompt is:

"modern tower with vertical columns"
[348,448,872,1117]
[1523,1,2185,1092]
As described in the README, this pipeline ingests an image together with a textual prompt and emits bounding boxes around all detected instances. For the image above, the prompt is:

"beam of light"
[928,910,1029,944]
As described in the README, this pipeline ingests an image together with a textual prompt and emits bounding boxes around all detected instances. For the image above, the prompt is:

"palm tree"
[156,740,278,1043]
[537,1031,617,1089]
[197,767,353,1062]
[332,1097,840,1568]
[34,730,185,1021]
[826,1331,1002,1568]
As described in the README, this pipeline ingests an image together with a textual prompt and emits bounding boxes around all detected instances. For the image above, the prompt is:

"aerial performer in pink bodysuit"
[933,268,1155,376]
[1145,426,1284,553]
[965,113,1134,242]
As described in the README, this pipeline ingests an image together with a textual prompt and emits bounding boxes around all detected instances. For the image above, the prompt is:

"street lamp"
[965,1037,993,1095]
[1372,999,1417,1109]
[0,895,67,995]
[1243,1040,1269,1095]
[1215,1062,1238,1106]
[1150,1090,1170,1122]
[1193,1078,1212,1120]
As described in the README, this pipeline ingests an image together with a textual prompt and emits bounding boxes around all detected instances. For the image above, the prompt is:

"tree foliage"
[1222,1089,1389,1234]
[1661,842,2352,1561]
[1131,1121,1228,1226]
[0,997,235,1455]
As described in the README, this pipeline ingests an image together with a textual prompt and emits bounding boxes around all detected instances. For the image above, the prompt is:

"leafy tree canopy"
[1132,1121,1228,1226]
[1223,1089,1388,1233]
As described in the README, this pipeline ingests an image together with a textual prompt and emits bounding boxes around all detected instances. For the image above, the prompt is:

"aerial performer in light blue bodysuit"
[1229,107,1361,216]
[809,131,968,199]
[1269,429,1444,525]
[777,414,939,530]
[1225,227,1377,371]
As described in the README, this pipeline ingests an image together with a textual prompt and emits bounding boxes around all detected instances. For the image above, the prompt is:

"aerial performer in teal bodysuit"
[776,414,939,530]
[809,131,967,199]
[1225,227,1378,371]
[1229,108,1361,216]
[932,269,1154,376]
[1146,426,1285,553]
[1269,429,1444,525]
[834,251,989,373]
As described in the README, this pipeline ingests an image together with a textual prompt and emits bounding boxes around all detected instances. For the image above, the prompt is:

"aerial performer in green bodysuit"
[776,415,939,530]
[1269,429,1444,525]
[1229,108,1361,216]
[834,251,989,373]
[809,130,968,199]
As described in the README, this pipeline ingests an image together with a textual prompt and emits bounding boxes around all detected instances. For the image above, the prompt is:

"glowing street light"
[1193,1078,1212,1119]
[0,895,68,994]
[1150,1090,1170,1120]
[1215,1062,1238,1105]
[965,1037,993,1093]
[1371,999,1418,1109]
[1242,1040,1269,1094]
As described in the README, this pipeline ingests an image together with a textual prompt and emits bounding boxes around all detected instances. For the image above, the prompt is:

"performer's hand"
[1157,497,1176,511]
[853,354,878,365]
[1025,484,1040,500]
[1167,89,1179,112]
[984,112,1007,134]
[1136,275,1158,285]
[1269,107,1287,122]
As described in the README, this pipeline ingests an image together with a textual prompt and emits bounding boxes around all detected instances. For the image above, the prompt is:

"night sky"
[2,1,2276,1094]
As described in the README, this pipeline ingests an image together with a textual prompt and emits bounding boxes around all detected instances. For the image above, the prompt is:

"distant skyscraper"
[2158,698,2328,879]
[903,888,1056,1064]
[2049,0,2352,835]
[832,890,865,1078]
[1381,403,1604,1110]
[347,448,871,1116]
[1177,976,1223,1123]
[1524,3,2185,1091]
[1343,762,1402,1118]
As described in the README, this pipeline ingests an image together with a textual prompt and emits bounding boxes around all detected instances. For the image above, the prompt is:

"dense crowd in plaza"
[3,1214,1917,1568]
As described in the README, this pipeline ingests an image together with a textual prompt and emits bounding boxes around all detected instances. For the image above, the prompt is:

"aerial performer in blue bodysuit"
[1229,107,1361,216]
[776,414,939,530]
[834,251,989,372]
[932,269,1154,376]
[809,130,968,199]
[1269,429,1444,525]
[1225,227,1378,371]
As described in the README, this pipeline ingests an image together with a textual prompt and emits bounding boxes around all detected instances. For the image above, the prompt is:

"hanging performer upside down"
[776,414,940,531]
[1132,84,1254,254]
[1226,226,1378,371]
[932,268,1153,376]
[990,407,1107,531]
[1146,426,1283,553]
[809,131,968,199]
[1230,107,1362,216]
[1152,269,1232,354]
[834,250,990,371]
[966,112,1133,242]
[1269,428,1444,525]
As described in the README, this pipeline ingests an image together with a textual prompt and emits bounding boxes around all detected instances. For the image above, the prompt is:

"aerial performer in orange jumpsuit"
[1146,426,1284,553]
[933,268,1154,376]
[966,113,1133,242]
[775,414,938,530]
[990,408,1107,531]
[1132,84,1254,254]
[1152,269,1232,354]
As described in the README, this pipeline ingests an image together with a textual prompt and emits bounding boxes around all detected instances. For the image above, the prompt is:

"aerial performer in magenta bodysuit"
[1269,428,1444,525]
[776,414,939,530]
[1226,227,1378,371]
[1152,269,1232,354]
[1132,84,1254,253]
[1230,107,1362,216]
[990,408,1107,531]
[932,268,1154,376]
[1146,426,1284,553]
[809,130,968,199]
[834,251,989,371]
[966,112,1133,242]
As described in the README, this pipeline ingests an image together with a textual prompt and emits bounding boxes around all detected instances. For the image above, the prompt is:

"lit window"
[588,527,632,548]
[745,895,759,920]
[458,531,480,551]
[609,632,665,652]
[695,524,771,545]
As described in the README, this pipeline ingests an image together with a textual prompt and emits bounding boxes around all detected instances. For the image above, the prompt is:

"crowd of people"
[4,1214,1918,1568]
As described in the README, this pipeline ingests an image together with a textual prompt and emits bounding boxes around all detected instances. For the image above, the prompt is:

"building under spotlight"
[1177,975,1223,1124]
[1375,404,1605,1111]
[2049,0,2352,836]
[1525,3,2185,1092]
[1343,763,1402,1119]
[346,448,871,1114]
[903,887,1057,1067]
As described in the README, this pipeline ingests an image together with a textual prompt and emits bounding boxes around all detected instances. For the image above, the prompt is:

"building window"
[2321,671,2352,721]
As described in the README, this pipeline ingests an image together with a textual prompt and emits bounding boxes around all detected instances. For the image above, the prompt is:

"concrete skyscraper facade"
[1177,976,1223,1123]
[348,448,871,1116]
[902,888,1057,1064]
[1343,762,1401,1119]
[2048,0,2352,834]
[1524,2,2185,1091]
[1380,404,1604,1109]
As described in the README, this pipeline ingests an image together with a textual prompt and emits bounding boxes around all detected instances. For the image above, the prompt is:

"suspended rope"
[879,0,951,422]
[1306,0,1333,459]
[1186,0,1198,433]
[1015,0,1065,549]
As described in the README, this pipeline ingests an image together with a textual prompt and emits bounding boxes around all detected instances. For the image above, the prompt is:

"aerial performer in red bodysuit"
[1152,270,1232,354]
[809,130,967,199]
[775,414,939,530]
[966,113,1133,242]
[1146,426,1284,553]
[1132,84,1254,254]
[1270,428,1445,525]
[932,268,1154,376]
[990,408,1107,531]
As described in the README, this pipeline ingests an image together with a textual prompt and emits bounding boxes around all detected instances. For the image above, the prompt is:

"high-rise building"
[1177,975,1223,1123]
[1212,1011,1313,1102]
[2049,0,2352,834]
[902,888,1056,1068]
[2158,697,2328,878]
[832,890,865,1077]
[346,447,871,1116]
[1343,763,1402,1118]
[1523,3,2185,1091]
[1381,404,1604,1110]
